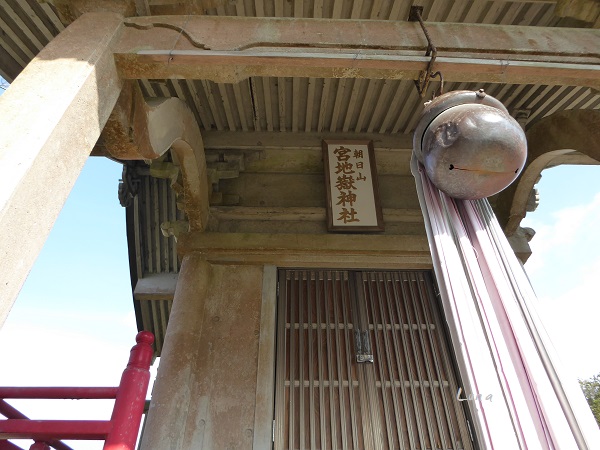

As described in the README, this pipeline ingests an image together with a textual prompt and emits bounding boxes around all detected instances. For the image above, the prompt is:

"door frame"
[253,265,278,449]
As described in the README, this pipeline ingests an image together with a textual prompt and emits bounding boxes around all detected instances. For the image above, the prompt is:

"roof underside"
[3,1,598,132]
[139,78,600,136]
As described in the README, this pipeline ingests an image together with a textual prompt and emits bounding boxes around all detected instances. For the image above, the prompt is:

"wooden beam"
[177,232,432,268]
[209,206,424,223]
[134,273,178,300]
[120,12,575,54]
[144,1,557,16]
[201,131,413,150]
[115,16,600,87]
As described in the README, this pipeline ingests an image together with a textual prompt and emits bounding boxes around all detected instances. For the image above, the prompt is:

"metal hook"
[430,71,444,98]
[409,6,444,98]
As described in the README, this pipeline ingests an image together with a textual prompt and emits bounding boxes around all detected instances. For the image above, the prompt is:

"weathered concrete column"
[0,12,124,326]
[142,254,264,450]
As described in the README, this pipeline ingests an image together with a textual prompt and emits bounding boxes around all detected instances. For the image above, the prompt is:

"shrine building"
[0,0,599,448]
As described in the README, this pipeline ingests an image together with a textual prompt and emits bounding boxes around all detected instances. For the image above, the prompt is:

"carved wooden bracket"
[102,81,210,231]
[205,152,253,206]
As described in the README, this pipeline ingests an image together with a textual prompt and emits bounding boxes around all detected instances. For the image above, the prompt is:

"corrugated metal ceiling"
[139,78,600,136]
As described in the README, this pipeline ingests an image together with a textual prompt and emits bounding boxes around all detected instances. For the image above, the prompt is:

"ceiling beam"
[201,131,413,151]
[115,16,600,88]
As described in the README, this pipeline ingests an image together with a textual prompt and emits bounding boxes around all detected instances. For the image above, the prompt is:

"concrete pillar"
[0,12,124,326]
[142,254,264,450]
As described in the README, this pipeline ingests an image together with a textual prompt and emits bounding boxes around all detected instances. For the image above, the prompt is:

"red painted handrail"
[0,332,154,450]
[0,388,119,399]
[0,401,72,450]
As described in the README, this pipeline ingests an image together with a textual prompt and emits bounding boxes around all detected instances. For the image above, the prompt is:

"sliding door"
[274,270,474,450]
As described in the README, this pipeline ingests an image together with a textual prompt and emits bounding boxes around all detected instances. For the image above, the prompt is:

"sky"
[0,158,151,449]
[521,164,600,380]
[0,77,599,448]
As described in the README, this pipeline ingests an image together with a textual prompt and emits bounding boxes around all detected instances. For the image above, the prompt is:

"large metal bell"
[413,90,527,200]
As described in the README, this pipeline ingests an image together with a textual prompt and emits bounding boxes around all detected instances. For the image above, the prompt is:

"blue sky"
[521,164,600,379]
[0,76,599,448]
[0,157,135,355]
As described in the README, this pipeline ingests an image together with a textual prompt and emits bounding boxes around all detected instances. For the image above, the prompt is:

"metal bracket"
[355,329,373,363]
[409,6,444,98]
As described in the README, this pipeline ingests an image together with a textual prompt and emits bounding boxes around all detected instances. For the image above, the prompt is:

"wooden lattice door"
[274,269,474,450]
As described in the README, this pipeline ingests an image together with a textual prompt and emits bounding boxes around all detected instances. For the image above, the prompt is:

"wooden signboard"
[323,140,384,232]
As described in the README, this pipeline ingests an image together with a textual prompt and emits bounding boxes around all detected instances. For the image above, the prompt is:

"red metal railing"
[0,332,154,450]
